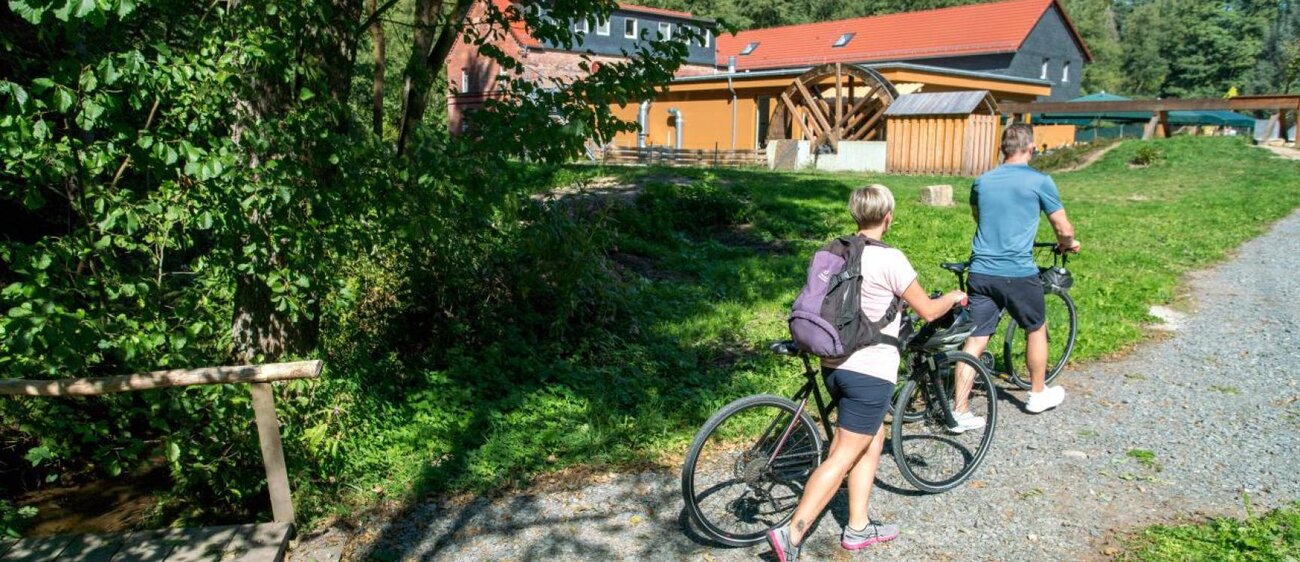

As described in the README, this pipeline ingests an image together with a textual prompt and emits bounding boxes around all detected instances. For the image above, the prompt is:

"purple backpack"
[788,235,901,358]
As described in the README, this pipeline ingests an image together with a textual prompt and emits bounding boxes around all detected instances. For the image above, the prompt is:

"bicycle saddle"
[940,261,970,274]
[770,340,802,356]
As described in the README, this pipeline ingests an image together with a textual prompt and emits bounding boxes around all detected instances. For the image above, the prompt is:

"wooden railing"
[0,360,322,527]
[598,146,766,168]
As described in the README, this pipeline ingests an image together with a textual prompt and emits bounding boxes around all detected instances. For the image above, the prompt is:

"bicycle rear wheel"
[681,394,824,546]
[891,351,998,493]
[1004,291,1078,390]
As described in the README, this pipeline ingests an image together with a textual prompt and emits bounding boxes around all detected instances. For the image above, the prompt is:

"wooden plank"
[793,79,834,143]
[0,539,15,558]
[779,92,813,142]
[1141,114,1160,140]
[837,85,881,129]
[2,535,73,562]
[222,524,291,562]
[165,526,243,562]
[1000,95,1300,113]
[250,383,295,525]
[1279,110,1291,142]
[0,360,322,397]
[834,63,843,128]
[1158,111,1171,138]
[56,534,124,562]
[109,528,183,562]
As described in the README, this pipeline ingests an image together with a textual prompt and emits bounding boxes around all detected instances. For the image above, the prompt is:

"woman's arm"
[900,280,966,322]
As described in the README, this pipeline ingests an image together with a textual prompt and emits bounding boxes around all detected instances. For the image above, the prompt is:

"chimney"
[727,56,736,74]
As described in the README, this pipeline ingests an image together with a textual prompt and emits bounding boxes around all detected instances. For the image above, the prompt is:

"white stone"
[920,184,955,207]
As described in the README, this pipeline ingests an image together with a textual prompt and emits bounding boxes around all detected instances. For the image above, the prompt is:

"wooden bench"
[0,361,322,562]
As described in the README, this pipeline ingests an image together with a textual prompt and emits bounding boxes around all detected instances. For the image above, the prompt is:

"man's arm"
[971,204,979,223]
[1047,209,1079,252]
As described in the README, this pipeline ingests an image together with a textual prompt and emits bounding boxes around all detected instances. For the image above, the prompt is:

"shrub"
[1130,144,1165,166]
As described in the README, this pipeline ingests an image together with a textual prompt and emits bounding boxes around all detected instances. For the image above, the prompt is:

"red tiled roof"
[618,3,694,19]
[716,0,1091,71]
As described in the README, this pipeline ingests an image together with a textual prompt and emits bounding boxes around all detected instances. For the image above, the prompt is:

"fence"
[597,146,766,168]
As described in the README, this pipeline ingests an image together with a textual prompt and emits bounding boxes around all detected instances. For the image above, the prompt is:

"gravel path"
[292,211,1300,562]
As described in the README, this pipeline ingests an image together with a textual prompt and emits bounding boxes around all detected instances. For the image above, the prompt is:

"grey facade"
[542,8,716,67]
[904,5,1086,101]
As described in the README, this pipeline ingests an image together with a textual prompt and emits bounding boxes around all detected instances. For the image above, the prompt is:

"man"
[951,124,1080,429]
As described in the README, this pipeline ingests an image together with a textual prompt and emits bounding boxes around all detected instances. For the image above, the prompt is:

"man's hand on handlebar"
[1058,239,1081,254]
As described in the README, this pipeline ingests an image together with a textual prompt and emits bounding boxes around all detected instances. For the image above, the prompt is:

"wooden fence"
[598,146,765,168]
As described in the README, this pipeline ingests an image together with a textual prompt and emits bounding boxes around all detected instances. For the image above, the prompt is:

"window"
[574,19,589,34]
[703,28,711,47]
[658,22,671,40]
[460,69,469,94]
[740,41,759,55]
[624,18,637,38]
[596,18,610,36]
[1040,59,1049,80]
[1062,60,1070,82]
[832,32,855,48]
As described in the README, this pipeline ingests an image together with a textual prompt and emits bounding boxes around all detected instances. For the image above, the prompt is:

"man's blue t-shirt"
[969,163,1063,278]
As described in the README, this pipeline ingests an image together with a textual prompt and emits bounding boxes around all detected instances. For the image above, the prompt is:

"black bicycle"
[680,306,998,546]
[940,241,1078,389]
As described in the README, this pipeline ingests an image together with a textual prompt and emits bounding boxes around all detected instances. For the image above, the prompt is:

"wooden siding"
[886,113,998,175]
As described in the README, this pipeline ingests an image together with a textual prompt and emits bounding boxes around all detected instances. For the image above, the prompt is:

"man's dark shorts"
[822,367,893,435]
[967,272,1046,337]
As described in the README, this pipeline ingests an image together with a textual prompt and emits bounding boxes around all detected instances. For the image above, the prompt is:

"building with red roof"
[717,0,1091,101]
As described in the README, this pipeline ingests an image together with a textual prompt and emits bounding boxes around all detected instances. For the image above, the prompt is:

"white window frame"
[460,69,469,94]
[740,41,759,55]
[1062,60,1070,82]
[833,32,854,48]
[703,28,711,47]
[1040,59,1049,80]
[596,18,610,36]
[658,22,671,41]
[575,19,589,34]
[624,18,637,39]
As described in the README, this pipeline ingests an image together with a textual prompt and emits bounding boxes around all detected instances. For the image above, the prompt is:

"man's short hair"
[1001,123,1035,157]
[849,184,895,229]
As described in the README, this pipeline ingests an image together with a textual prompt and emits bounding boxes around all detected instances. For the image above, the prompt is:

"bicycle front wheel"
[681,394,824,546]
[1004,291,1078,390]
[891,351,998,493]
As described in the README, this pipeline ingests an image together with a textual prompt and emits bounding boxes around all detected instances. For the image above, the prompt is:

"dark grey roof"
[883,90,993,116]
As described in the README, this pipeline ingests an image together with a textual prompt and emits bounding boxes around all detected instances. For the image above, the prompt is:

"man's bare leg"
[1025,324,1048,393]
[953,335,990,413]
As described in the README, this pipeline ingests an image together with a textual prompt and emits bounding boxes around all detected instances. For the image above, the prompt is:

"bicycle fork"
[923,356,962,430]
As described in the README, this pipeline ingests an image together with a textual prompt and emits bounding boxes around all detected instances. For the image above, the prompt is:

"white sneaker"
[1026,386,1066,413]
[948,410,986,434]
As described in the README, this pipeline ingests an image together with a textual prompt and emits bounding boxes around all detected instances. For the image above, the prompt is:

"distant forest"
[637,0,1300,98]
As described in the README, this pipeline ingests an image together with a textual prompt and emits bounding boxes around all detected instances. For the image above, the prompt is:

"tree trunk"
[369,0,386,137]
[397,0,442,155]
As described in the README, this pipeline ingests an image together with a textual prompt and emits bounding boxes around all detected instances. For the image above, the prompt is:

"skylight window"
[740,41,759,55]
[832,32,855,48]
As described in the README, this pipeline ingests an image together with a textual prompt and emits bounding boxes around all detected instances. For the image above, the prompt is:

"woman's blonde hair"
[849,184,895,229]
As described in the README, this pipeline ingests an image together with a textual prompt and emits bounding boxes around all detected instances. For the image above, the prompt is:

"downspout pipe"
[667,107,683,150]
[727,56,737,150]
[637,100,651,149]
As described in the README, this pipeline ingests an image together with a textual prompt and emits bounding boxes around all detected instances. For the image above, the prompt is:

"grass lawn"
[314,136,1299,523]
[1118,502,1300,561]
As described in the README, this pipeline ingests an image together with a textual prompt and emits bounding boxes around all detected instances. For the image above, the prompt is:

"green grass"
[307,136,1299,526]
[1120,502,1300,561]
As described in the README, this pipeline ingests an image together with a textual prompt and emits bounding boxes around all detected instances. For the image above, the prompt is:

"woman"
[768,184,967,561]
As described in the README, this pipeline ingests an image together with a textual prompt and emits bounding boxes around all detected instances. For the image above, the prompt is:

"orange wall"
[1033,124,1076,150]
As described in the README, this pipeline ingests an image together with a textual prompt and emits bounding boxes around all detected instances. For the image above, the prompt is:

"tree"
[1062,0,1124,94]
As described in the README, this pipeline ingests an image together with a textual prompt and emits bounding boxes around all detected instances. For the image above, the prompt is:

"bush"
[1,500,37,539]
[1130,144,1166,166]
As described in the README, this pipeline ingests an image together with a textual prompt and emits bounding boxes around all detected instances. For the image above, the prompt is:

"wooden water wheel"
[768,63,898,152]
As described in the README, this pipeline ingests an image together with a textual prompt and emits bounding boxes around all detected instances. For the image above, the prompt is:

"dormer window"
[658,22,671,40]
[740,41,759,55]
[574,19,589,34]
[832,32,855,48]
[595,19,610,36]
[703,28,711,47]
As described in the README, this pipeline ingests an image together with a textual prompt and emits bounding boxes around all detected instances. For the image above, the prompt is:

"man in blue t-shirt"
[951,124,1080,430]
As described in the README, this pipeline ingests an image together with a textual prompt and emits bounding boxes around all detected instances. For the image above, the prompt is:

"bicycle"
[939,241,1078,390]
[679,305,998,546]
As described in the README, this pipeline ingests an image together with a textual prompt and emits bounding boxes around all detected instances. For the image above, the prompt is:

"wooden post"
[1158,111,1171,138]
[249,382,295,525]
[1263,112,1280,142]
[1142,114,1160,140]
[1280,110,1291,142]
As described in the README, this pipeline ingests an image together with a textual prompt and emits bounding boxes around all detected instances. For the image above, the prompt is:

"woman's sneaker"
[767,524,801,562]
[1026,385,1066,413]
[841,521,900,550]
[948,410,986,434]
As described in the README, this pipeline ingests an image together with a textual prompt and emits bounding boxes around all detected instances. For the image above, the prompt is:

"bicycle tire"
[1004,291,1078,390]
[681,394,824,547]
[891,351,998,493]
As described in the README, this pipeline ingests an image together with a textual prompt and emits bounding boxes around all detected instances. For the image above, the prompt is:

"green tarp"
[1033,93,1255,128]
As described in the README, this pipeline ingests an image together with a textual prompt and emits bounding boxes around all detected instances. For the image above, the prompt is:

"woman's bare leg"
[786,427,873,545]
[846,423,887,529]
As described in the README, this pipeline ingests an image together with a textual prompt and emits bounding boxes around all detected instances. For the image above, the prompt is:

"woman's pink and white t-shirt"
[819,245,917,383]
